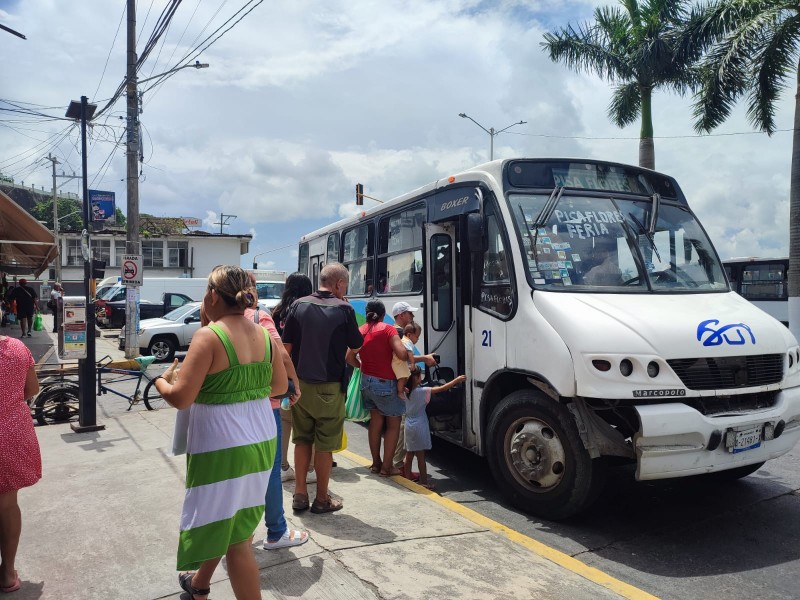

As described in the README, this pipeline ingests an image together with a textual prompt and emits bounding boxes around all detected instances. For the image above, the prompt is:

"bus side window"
[479,209,514,317]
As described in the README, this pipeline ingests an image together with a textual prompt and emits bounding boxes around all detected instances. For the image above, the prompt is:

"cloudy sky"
[0,0,794,273]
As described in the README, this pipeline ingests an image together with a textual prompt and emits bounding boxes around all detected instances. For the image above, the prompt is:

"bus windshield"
[510,193,728,292]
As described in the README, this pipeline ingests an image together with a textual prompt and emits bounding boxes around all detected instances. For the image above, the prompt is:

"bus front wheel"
[487,390,605,520]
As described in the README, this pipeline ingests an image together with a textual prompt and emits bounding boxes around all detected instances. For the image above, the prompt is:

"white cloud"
[0,0,795,275]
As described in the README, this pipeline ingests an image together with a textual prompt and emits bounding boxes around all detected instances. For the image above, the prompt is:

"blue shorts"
[361,374,405,417]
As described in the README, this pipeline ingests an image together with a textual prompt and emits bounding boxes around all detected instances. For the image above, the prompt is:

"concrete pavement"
[11,314,649,600]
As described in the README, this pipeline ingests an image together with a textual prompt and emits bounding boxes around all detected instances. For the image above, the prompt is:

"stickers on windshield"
[572,254,581,262]
[557,251,567,259]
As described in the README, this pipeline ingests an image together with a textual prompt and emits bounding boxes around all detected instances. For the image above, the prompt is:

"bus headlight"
[647,361,660,378]
[620,359,633,377]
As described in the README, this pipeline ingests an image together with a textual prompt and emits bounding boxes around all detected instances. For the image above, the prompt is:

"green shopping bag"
[345,367,369,422]
[33,311,43,331]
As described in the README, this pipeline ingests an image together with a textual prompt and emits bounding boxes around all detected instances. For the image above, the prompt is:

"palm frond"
[541,21,633,81]
[608,82,642,127]
[746,12,800,133]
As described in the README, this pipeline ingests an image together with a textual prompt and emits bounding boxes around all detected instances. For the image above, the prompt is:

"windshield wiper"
[534,186,564,228]
[628,212,661,263]
[648,193,661,236]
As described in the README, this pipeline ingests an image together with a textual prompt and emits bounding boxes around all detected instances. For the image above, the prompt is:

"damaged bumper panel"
[634,388,800,480]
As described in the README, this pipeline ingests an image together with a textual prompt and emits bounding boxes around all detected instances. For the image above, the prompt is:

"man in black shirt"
[6,278,38,337]
[282,262,363,514]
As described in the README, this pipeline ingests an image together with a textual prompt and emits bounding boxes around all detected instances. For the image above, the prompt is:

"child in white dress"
[403,368,466,489]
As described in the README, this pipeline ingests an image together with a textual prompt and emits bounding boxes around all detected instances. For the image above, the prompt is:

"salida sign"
[121,255,142,286]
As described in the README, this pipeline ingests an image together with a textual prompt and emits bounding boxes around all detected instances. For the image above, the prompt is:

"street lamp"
[65,96,103,433]
[137,60,209,87]
[458,113,527,161]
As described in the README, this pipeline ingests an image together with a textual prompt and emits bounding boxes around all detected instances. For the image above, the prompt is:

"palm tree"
[542,0,698,170]
[680,0,800,335]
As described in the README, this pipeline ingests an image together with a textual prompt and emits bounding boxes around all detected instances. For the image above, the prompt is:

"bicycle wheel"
[34,382,80,425]
[143,379,168,411]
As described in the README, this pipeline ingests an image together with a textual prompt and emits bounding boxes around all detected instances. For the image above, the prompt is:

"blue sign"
[697,319,756,346]
[89,189,115,223]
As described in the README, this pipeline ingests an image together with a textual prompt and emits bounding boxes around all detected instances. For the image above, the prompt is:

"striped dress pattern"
[177,323,276,571]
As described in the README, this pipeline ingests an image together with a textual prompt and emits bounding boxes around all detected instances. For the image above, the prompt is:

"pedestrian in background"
[271,273,314,484]
[0,303,41,594]
[282,262,363,514]
[348,300,410,477]
[244,274,309,551]
[389,302,436,477]
[154,265,287,600]
[6,279,37,338]
[49,283,63,333]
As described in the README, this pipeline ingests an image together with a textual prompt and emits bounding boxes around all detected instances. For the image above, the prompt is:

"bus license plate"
[729,425,762,453]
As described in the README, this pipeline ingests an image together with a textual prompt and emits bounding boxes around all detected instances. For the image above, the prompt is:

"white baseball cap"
[391,301,418,317]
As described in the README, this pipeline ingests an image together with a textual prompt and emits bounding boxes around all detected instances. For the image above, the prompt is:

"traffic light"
[356,183,364,206]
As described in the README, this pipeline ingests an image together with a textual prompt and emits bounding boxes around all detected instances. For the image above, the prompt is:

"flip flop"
[263,529,309,550]
[0,571,20,593]
[178,572,210,600]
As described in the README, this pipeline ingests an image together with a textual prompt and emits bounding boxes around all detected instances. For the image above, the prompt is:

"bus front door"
[424,222,464,443]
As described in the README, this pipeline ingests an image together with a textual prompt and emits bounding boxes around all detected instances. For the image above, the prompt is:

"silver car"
[118,302,202,362]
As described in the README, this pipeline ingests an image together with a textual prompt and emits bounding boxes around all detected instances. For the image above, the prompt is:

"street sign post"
[121,254,142,286]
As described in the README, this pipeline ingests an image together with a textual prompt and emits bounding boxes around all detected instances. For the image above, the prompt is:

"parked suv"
[118,301,202,362]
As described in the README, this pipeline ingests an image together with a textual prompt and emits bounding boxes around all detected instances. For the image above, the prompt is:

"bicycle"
[33,355,167,425]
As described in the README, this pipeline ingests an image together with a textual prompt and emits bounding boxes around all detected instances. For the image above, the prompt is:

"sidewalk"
[14,315,634,600]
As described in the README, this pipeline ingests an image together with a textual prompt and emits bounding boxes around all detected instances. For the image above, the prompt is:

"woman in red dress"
[0,305,41,594]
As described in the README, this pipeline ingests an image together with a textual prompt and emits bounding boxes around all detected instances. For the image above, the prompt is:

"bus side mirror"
[466,213,484,252]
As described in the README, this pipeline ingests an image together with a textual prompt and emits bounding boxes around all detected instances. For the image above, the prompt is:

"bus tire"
[487,390,605,520]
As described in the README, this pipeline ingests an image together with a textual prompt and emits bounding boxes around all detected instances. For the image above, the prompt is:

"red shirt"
[359,322,398,380]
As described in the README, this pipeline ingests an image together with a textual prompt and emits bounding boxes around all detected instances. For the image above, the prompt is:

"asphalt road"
[343,420,800,600]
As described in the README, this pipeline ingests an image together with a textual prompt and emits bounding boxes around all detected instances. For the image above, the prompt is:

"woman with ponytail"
[347,300,409,477]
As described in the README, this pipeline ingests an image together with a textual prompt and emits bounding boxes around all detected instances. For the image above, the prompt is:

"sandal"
[420,481,436,490]
[402,469,420,482]
[0,571,20,593]
[292,492,310,511]
[379,467,403,477]
[178,572,210,600]
[310,495,343,513]
[263,529,309,550]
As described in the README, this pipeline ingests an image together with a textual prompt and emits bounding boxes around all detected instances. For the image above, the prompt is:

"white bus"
[723,257,788,326]
[298,159,800,518]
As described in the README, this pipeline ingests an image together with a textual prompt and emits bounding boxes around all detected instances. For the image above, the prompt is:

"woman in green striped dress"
[155,265,288,600]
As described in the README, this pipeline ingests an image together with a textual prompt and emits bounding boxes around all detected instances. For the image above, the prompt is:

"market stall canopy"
[0,190,58,277]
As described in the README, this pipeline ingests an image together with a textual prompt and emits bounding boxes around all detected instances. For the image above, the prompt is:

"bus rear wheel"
[487,390,605,520]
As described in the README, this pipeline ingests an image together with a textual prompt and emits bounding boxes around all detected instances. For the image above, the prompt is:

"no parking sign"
[121,255,142,286]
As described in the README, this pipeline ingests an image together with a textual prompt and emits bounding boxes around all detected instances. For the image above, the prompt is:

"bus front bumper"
[634,389,800,480]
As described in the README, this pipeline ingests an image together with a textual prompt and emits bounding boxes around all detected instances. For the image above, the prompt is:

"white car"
[118,302,202,362]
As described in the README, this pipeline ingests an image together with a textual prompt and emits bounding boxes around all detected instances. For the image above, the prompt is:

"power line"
[92,2,127,101]
[504,127,796,141]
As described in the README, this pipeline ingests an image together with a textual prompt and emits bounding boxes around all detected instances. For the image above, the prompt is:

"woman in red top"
[0,304,41,593]
[348,300,408,476]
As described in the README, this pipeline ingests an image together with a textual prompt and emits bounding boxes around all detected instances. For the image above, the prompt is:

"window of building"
[342,223,374,296]
[114,240,126,266]
[66,239,82,266]
[167,241,188,267]
[91,239,111,263]
[326,233,340,263]
[143,240,164,267]
[376,205,425,294]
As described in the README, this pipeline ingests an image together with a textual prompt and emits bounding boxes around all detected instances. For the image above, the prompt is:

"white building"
[55,217,251,283]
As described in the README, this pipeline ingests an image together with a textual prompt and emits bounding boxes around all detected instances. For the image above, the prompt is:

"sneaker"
[306,469,317,484]
[26,332,32,337]
[280,465,295,482]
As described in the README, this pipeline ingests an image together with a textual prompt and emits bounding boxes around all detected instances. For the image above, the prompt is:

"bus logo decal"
[697,319,756,346]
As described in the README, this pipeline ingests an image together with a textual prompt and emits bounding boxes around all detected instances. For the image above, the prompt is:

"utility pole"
[124,0,140,358]
[46,155,80,283]
[46,154,61,283]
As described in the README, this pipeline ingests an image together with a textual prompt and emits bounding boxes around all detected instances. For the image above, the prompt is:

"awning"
[0,190,58,278]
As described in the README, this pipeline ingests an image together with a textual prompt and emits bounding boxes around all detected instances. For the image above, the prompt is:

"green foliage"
[31,198,83,230]
[542,0,699,167]
[114,206,126,227]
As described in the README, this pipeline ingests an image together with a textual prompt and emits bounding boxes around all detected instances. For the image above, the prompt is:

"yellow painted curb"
[338,448,659,600]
